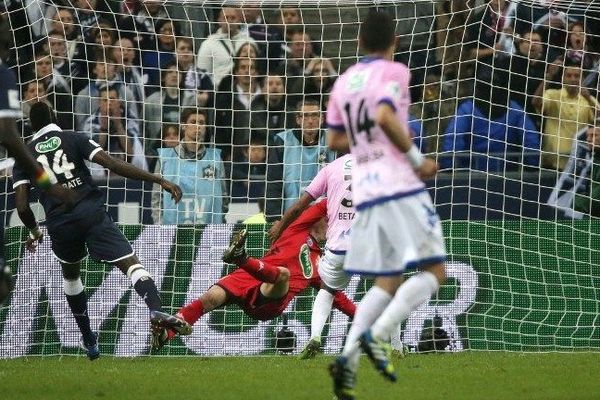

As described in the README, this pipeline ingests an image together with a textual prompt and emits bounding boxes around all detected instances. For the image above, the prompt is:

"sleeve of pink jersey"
[375,63,411,113]
[304,164,328,199]
[326,81,345,132]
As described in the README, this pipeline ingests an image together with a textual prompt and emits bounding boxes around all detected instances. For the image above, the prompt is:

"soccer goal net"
[0,0,599,357]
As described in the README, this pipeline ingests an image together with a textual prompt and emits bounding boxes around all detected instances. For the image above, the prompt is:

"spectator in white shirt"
[196,7,256,87]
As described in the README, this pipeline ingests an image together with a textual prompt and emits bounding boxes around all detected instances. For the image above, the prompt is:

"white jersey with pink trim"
[326,57,425,210]
[305,154,353,253]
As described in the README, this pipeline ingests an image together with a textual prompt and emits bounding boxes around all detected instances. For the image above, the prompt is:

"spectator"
[533,59,600,170]
[515,6,576,61]
[409,73,457,153]
[277,6,302,41]
[83,84,147,178]
[126,0,208,51]
[142,18,179,93]
[250,74,287,140]
[73,0,101,40]
[214,52,262,162]
[441,79,540,172]
[509,30,547,128]
[265,98,335,221]
[20,80,49,136]
[196,7,256,88]
[565,21,595,70]
[276,28,318,104]
[465,0,517,65]
[152,108,229,224]
[175,37,214,107]
[112,37,145,109]
[300,57,337,107]
[574,124,600,217]
[49,7,82,61]
[231,134,267,201]
[90,18,118,52]
[74,52,138,132]
[144,61,196,157]
[241,6,285,72]
[46,31,73,79]
[30,51,73,130]
[48,7,91,94]
[133,0,169,35]
[161,124,180,149]
[236,40,265,75]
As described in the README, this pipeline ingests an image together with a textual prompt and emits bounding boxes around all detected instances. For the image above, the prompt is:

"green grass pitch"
[1,352,599,400]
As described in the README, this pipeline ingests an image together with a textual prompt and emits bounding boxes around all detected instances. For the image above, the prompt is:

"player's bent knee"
[276,267,290,283]
[115,255,141,273]
[201,285,229,312]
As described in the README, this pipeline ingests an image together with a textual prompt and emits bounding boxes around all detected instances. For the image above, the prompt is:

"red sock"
[177,299,205,326]
[239,258,281,283]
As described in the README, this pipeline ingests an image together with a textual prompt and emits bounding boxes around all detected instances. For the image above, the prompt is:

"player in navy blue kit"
[12,102,192,359]
[0,20,75,305]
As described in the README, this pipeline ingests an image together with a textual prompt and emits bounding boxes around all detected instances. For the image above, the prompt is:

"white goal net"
[0,0,599,357]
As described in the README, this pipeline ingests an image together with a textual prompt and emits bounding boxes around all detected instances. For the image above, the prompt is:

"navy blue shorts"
[47,210,134,264]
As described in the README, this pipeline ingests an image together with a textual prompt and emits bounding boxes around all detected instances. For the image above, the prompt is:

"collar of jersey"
[32,124,62,141]
[360,56,383,64]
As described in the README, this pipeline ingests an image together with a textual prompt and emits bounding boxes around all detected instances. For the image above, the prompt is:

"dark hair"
[296,98,321,112]
[233,53,256,75]
[29,102,55,131]
[180,108,208,124]
[161,60,178,81]
[98,83,119,97]
[359,9,395,53]
[155,18,180,37]
[161,123,180,139]
[563,58,583,69]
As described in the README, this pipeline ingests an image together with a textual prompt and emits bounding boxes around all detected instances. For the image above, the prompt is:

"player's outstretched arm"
[92,150,182,203]
[14,184,43,252]
[375,104,438,179]
[268,192,315,243]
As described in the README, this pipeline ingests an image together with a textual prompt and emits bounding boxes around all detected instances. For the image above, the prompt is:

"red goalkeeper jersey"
[218,199,355,320]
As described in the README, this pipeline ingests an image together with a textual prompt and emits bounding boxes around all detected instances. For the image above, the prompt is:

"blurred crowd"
[1,0,600,222]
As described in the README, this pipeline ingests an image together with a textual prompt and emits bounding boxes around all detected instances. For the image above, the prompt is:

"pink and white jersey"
[326,57,425,210]
[305,154,353,253]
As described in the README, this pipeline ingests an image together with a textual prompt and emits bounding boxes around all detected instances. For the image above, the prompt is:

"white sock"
[311,289,334,340]
[126,264,151,286]
[63,277,84,296]
[341,286,392,370]
[371,271,440,341]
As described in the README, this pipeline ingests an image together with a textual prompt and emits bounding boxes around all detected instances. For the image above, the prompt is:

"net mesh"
[0,0,599,357]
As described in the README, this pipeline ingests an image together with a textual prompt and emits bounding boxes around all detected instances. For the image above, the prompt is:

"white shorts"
[318,249,350,290]
[344,191,446,276]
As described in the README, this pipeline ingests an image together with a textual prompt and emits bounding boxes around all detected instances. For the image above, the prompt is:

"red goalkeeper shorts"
[216,269,292,321]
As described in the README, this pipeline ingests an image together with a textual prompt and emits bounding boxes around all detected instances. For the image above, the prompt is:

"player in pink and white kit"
[268,153,354,359]
[325,10,447,400]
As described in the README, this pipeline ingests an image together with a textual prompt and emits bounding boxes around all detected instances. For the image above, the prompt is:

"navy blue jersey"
[0,61,22,156]
[12,125,105,219]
